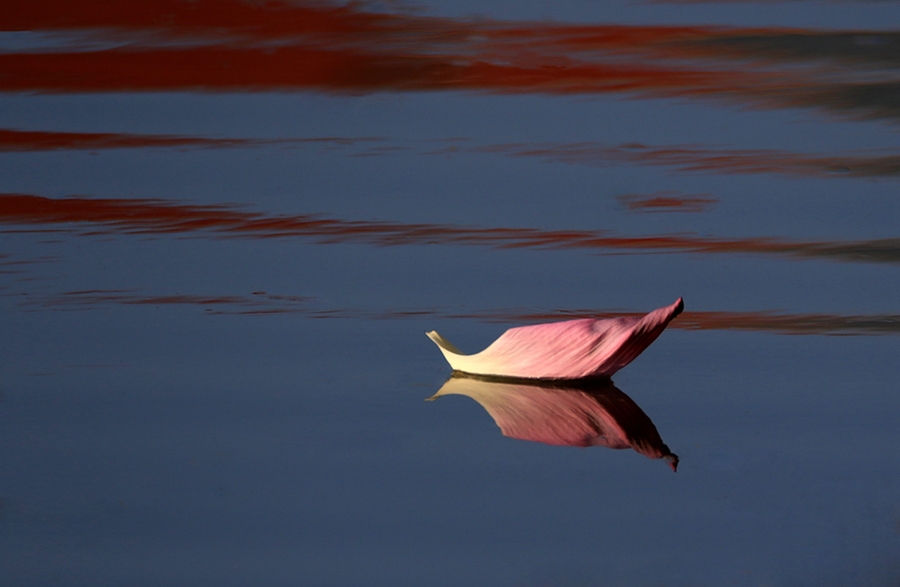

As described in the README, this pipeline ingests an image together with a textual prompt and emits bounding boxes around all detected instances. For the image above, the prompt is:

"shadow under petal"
[428,374,678,471]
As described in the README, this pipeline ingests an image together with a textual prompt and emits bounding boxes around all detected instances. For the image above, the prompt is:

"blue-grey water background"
[1,1,899,585]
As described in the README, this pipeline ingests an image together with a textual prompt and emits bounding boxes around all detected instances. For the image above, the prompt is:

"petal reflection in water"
[428,374,678,471]
[427,298,683,380]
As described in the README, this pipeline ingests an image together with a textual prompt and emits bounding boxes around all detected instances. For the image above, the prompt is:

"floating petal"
[427,298,683,379]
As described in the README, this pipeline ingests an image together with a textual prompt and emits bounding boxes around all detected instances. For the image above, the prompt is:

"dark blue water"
[1,2,899,585]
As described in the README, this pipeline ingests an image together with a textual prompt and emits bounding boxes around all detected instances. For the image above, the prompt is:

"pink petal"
[427,298,683,379]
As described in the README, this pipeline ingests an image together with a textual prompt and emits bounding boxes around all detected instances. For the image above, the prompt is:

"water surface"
[1,1,899,586]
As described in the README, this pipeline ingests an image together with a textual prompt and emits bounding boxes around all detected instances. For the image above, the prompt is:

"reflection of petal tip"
[427,299,683,380]
[665,453,679,472]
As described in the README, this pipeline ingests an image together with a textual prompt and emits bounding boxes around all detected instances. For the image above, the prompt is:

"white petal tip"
[425,330,462,355]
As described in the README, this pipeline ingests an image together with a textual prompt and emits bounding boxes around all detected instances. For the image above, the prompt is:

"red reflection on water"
[617,192,717,212]
[6,0,893,70]
[2,194,899,264]
[0,0,406,37]
[679,311,900,335]
[0,43,757,96]
[457,309,900,336]
[471,142,900,178]
[2,1,893,119]
[0,253,58,275]
[5,126,897,179]
[21,288,311,314]
[0,128,255,150]
[0,128,375,151]
[12,283,900,335]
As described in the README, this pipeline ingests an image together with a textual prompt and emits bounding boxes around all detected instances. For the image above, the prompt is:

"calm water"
[2,1,900,586]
